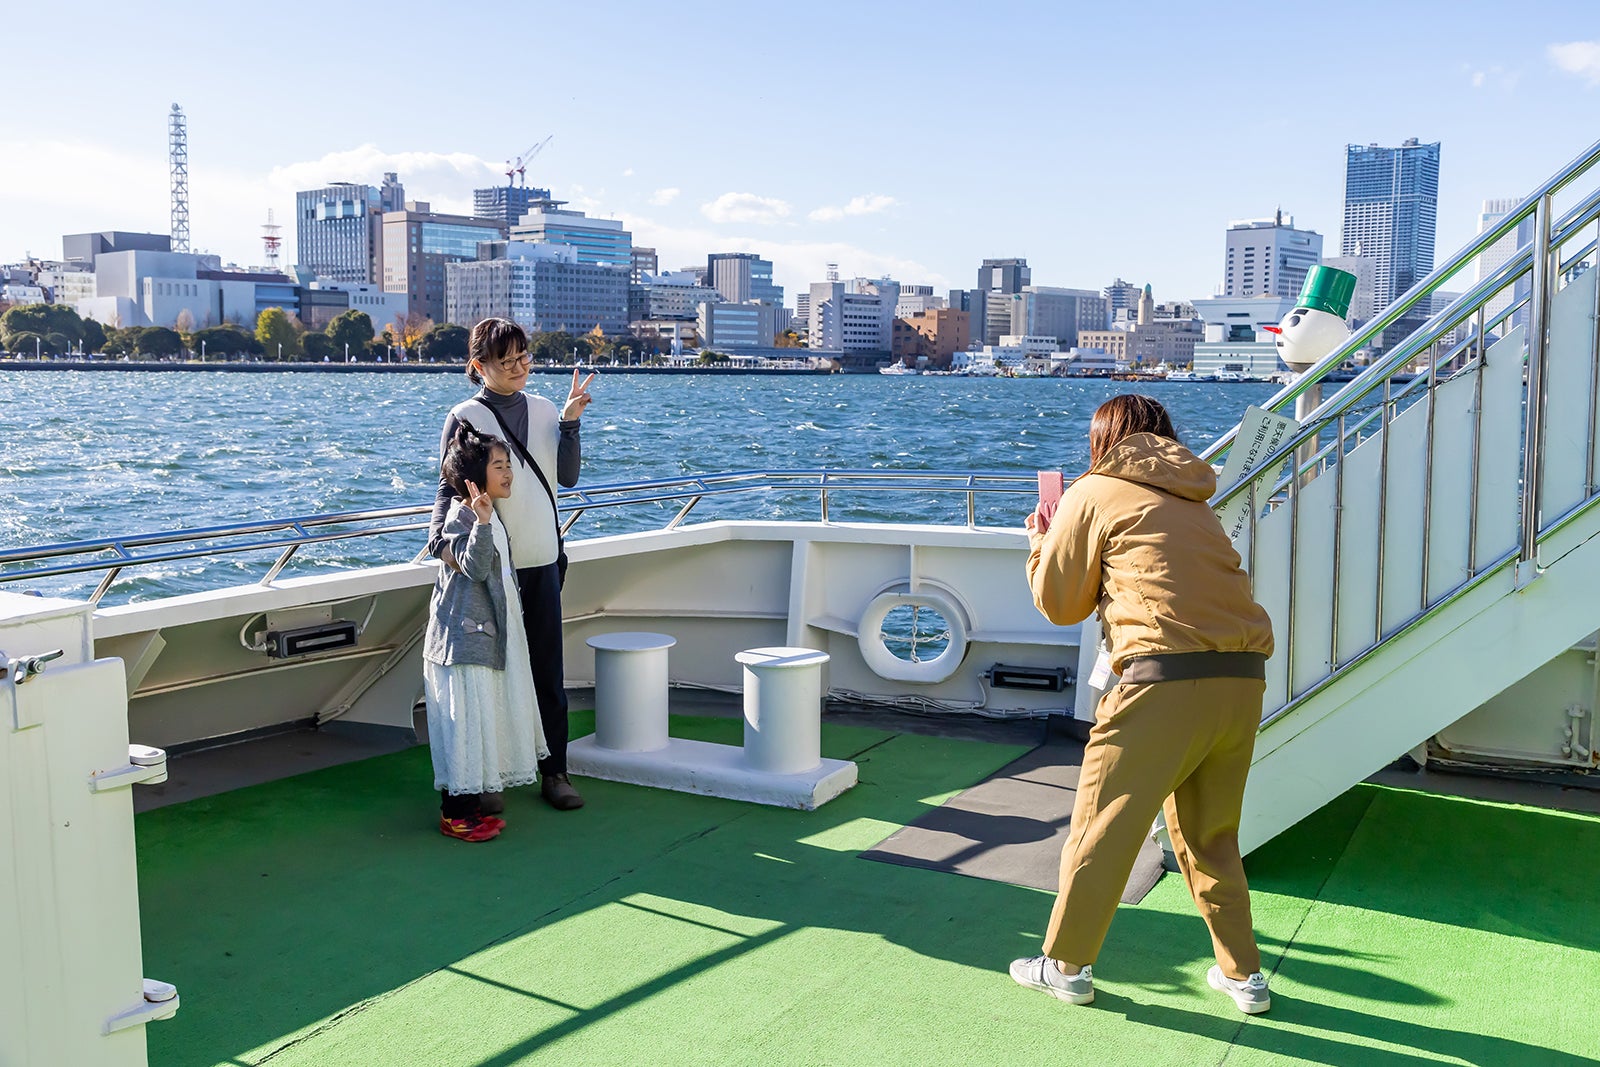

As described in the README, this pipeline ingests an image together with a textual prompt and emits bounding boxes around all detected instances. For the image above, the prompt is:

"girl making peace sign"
[424,424,549,841]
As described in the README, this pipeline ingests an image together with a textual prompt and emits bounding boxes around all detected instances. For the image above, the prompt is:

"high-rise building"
[1475,198,1535,330]
[446,242,628,335]
[628,271,722,322]
[794,293,811,332]
[510,198,632,269]
[631,247,659,284]
[1224,211,1323,299]
[808,278,898,355]
[295,173,405,284]
[1342,139,1440,341]
[707,252,783,306]
[698,302,779,349]
[473,185,553,225]
[381,203,506,323]
[1104,278,1141,321]
[1005,286,1108,348]
[976,258,1031,344]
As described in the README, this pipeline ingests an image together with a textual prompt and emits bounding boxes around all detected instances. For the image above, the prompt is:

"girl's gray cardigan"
[423,501,510,669]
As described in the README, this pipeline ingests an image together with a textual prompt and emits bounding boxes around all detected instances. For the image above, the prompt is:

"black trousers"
[516,561,569,776]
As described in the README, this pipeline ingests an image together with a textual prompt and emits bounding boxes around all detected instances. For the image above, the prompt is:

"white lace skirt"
[424,520,549,795]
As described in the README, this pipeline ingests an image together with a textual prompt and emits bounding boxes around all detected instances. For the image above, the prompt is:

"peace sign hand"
[561,368,597,421]
[465,480,494,525]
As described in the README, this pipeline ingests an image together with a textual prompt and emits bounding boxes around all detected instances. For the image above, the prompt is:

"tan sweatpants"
[1041,675,1264,978]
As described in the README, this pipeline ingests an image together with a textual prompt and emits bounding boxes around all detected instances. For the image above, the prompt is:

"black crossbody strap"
[474,399,562,544]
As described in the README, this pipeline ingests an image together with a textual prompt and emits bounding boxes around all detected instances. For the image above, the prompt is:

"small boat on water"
[878,362,917,375]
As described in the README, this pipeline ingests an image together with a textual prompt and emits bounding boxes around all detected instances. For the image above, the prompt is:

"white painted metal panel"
[1290,459,1337,697]
[1380,392,1429,637]
[1539,267,1599,524]
[2,657,159,1067]
[1251,480,1294,717]
[1334,421,1384,666]
[1426,369,1479,605]
[1475,326,1527,569]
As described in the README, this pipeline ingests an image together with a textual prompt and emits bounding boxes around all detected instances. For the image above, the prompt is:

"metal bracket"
[0,647,65,685]
[104,979,180,1034]
[1514,559,1542,589]
[89,745,169,793]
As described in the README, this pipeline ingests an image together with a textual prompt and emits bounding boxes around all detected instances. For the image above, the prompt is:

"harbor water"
[1,370,1275,602]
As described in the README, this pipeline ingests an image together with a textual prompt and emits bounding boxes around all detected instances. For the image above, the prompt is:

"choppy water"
[0,370,1274,601]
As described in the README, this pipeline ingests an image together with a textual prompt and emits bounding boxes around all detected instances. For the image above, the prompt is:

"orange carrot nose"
[1261,325,1282,334]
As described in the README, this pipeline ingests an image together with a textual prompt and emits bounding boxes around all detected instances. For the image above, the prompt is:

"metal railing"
[1202,136,1600,726]
[0,470,1038,604]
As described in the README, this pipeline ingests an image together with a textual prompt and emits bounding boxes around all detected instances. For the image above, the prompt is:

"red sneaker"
[475,814,507,832]
[439,815,501,842]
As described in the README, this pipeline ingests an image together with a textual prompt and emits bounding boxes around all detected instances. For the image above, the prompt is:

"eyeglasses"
[495,353,533,368]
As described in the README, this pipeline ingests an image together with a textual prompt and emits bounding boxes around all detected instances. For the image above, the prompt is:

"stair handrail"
[1201,136,1600,468]
[1208,180,1600,519]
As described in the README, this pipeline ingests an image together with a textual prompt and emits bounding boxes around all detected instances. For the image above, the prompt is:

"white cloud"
[648,187,681,206]
[1549,40,1600,85]
[700,192,792,225]
[1465,63,1519,91]
[622,168,635,177]
[808,194,899,222]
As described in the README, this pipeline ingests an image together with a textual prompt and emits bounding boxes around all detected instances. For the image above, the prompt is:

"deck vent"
[266,621,359,659]
[986,663,1072,692]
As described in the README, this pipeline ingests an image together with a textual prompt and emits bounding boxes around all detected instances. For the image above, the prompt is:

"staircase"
[1208,140,1600,853]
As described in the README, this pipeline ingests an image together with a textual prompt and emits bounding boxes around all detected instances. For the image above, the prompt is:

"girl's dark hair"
[441,423,509,498]
[1089,394,1178,467]
[466,318,529,385]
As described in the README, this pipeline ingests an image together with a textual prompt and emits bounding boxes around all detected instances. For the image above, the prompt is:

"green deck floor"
[135,712,1600,1066]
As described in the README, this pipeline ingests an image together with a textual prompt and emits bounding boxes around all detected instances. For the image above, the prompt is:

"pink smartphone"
[1037,470,1064,509]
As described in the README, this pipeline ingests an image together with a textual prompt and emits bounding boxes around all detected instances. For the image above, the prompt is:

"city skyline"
[3,2,1598,303]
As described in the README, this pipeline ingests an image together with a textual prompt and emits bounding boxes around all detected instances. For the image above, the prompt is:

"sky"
[3,1,1598,305]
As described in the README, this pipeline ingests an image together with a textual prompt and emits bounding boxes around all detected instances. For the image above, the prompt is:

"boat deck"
[134,702,1600,1066]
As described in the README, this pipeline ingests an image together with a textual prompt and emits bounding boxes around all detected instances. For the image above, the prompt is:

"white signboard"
[1212,404,1299,545]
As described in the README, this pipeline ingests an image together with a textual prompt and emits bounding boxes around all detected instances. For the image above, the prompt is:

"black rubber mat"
[860,721,1166,904]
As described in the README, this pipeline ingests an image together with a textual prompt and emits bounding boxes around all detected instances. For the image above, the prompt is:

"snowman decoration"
[1263,265,1358,374]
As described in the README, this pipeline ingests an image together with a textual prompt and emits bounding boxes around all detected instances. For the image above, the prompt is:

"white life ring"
[856,588,969,684]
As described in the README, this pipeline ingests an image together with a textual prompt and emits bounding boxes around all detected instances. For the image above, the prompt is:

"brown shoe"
[541,773,585,811]
[478,791,505,815]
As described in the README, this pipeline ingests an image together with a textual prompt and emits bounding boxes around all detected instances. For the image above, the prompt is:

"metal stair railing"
[1204,136,1600,726]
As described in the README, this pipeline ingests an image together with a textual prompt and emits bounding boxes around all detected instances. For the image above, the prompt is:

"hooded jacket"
[1026,432,1273,674]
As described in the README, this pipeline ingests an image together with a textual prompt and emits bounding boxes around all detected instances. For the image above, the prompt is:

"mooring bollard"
[735,646,830,774]
[586,632,675,752]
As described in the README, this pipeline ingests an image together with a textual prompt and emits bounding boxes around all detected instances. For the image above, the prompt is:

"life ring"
[856,587,970,684]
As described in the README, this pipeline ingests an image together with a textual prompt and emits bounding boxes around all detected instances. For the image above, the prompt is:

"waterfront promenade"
[0,358,833,376]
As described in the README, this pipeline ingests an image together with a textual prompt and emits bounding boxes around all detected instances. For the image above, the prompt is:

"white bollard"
[586,632,675,752]
[736,646,830,774]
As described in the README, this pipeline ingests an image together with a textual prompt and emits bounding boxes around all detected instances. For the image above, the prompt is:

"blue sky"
[3,1,1597,304]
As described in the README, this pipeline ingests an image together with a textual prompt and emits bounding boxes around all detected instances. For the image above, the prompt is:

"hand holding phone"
[1033,470,1064,534]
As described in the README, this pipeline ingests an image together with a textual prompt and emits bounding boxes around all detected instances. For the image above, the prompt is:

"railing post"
[1518,193,1556,588]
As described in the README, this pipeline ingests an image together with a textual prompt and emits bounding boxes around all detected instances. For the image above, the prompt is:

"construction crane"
[504,136,553,188]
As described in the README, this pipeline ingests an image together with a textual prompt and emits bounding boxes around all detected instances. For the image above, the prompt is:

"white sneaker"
[1207,966,1271,1014]
[1009,956,1094,1005]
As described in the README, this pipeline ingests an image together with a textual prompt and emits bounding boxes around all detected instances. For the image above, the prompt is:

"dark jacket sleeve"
[426,412,464,560]
[556,419,582,488]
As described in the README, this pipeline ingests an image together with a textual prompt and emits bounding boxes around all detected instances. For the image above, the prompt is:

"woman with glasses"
[426,318,596,814]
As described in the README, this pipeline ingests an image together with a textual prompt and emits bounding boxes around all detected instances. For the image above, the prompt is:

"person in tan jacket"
[1008,394,1277,1015]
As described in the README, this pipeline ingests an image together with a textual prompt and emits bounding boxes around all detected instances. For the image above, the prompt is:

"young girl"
[423,424,548,841]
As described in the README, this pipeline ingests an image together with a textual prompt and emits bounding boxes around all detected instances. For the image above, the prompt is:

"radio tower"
[262,209,282,270]
[168,103,190,253]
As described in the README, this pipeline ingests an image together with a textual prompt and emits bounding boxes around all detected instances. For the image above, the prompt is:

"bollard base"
[567,735,857,810]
